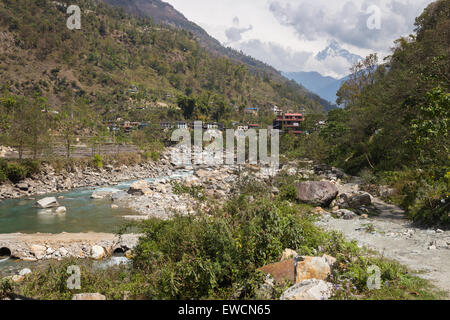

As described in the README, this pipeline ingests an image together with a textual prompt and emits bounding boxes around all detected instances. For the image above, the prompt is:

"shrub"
[5,162,28,183]
[93,154,103,169]
[0,169,7,183]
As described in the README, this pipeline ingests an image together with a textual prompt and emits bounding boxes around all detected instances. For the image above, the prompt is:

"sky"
[163,0,434,78]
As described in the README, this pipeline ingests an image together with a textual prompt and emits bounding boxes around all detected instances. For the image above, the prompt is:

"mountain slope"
[0,0,328,125]
[101,0,333,111]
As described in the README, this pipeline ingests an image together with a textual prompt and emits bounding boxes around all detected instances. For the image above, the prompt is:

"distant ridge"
[283,71,348,106]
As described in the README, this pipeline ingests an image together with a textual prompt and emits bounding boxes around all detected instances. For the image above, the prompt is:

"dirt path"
[316,194,450,298]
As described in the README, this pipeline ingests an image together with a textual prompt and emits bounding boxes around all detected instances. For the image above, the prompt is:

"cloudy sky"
[164,0,434,78]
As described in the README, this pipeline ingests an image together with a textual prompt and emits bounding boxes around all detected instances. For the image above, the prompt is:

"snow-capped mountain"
[316,40,363,66]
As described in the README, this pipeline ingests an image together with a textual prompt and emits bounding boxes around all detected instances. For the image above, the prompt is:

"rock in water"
[36,197,59,209]
[127,180,151,196]
[280,279,334,300]
[91,245,105,260]
[296,181,338,207]
[72,293,106,300]
[55,206,67,214]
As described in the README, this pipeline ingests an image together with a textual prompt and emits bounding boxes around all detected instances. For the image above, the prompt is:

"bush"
[0,169,6,183]
[5,162,28,183]
[93,154,103,169]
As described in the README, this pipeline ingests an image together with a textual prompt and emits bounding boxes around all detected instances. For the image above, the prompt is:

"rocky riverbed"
[0,152,176,200]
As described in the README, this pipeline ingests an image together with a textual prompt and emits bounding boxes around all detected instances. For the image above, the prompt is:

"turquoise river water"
[0,170,192,234]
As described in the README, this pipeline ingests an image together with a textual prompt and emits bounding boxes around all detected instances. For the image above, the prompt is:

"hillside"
[0,0,331,134]
[101,0,333,110]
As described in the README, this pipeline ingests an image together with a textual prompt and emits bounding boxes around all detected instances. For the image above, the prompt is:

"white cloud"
[163,0,434,76]
[268,0,433,52]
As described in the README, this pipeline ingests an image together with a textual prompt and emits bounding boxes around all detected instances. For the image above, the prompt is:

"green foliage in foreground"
[5,178,445,300]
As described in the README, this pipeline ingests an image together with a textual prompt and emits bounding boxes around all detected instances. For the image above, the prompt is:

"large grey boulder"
[36,197,59,209]
[296,181,338,207]
[280,279,334,300]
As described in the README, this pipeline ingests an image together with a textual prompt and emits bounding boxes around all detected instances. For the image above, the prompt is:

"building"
[273,113,305,134]
[176,121,188,129]
[160,122,173,129]
[271,105,283,116]
[245,108,259,116]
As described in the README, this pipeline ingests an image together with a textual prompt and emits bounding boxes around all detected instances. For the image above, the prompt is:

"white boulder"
[281,279,334,300]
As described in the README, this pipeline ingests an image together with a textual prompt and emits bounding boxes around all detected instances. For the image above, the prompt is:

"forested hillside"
[286,0,449,226]
[0,0,326,130]
[101,0,333,109]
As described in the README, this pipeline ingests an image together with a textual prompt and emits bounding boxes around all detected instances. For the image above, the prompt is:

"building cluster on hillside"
[104,104,305,135]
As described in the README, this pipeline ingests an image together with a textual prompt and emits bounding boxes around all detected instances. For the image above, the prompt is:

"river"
[0,170,193,234]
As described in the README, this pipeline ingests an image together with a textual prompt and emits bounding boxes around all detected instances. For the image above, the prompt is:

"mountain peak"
[316,40,362,65]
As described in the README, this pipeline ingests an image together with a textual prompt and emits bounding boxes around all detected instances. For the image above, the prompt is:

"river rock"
[30,244,46,259]
[335,209,357,220]
[72,293,106,300]
[11,275,25,283]
[128,180,151,196]
[16,183,29,191]
[311,207,328,215]
[55,206,67,214]
[346,193,372,208]
[19,268,32,276]
[296,181,338,207]
[36,197,59,209]
[91,245,105,260]
[91,191,110,199]
[280,279,334,300]
[59,247,69,256]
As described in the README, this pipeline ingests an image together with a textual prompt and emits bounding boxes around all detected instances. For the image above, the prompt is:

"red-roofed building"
[273,113,304,134]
